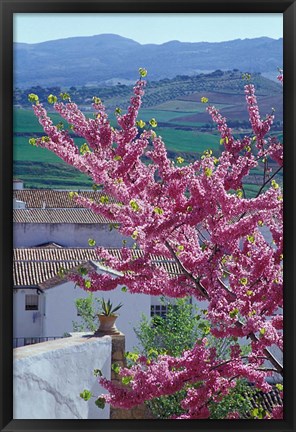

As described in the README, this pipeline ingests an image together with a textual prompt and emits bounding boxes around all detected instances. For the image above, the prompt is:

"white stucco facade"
[13,222,133,248]
[14,266,151,353]
[13,333,112,419]
[13,288,45,346]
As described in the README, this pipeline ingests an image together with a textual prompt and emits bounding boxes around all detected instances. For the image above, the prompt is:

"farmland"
[13,71,283,195]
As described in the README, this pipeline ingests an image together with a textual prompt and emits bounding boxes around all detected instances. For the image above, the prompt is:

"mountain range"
[14,34,283,88]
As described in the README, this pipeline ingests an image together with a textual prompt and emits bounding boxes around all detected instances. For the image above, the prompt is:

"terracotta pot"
[94,314,120,335]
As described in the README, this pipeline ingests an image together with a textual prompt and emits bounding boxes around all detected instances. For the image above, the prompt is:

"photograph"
[1,0,295,431]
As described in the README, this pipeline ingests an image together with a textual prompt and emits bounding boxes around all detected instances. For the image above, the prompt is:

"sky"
[14,13,283,45]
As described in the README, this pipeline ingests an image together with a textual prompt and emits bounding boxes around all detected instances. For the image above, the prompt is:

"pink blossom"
[31,72,283,419]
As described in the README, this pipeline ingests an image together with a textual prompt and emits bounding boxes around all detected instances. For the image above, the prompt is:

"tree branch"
[165,240,210,300]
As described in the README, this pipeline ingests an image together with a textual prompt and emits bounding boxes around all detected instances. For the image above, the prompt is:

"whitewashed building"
[13,247,155,352]
[13,189,133,248]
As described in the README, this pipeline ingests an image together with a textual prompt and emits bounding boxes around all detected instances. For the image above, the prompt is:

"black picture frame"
[0,0,295,431]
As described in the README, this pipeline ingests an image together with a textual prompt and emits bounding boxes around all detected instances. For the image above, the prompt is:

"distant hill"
[14,34,283,88]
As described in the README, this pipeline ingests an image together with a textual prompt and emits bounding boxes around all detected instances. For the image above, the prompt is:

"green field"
[156,128,220,154]
[13,86,282,194]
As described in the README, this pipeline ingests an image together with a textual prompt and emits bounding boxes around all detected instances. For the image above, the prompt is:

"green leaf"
[80,389,92,401]
[229,308,239,318]
[69,191,78,199]
[242,73,252,81]
[236,189,243,199]
[111,363,120,374]
[247,235,255,243]
[275,383,283,391]
[130,200,140,212]
[201,96,209,103]
[204,167,212,177]
[125,351,139,362]
[153,207,164,215]
[99,195,109,204]
[95,397,106,409]
[110,303,123,314]
[80,143,90,155]
[58,267,67,278]
[240,277,248,286]
[93,368,103,377]
[28,93,39,103]
[88,238,96,247]
[131,230,138,239]
[85,280,91,289]
[78,267,88,276]
[48,94,58,104]
[122,376,133,385]
[60,92,70,101]
[138,67,148,77]
[148,348,159,357]
[136,119,146,128]
[149,118,158,128]
[121,286,128,292]
[28,138,37,146]
[92,96,102,104]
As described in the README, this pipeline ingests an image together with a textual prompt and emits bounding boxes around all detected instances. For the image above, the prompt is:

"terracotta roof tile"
[13,190,117,208]
[243,386,283,418]
[13,247,182,288]
[13,208,113,224]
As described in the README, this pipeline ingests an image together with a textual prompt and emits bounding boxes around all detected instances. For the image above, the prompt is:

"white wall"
[13,289,44,345]
[43,274,151,353]
[13,223,133,248]
[13,333,111,419]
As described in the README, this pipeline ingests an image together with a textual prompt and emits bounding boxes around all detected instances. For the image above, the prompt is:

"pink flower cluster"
[31,72,283,418]
[97,339,271,418]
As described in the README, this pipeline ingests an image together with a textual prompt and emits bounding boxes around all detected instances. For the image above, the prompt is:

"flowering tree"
[29,69,283,419]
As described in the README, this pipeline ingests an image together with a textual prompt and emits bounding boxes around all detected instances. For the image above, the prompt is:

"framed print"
[0,0,295,431]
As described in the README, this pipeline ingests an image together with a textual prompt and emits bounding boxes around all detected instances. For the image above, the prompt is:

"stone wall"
[13,333,112,419]
[13,331,154,420]
[110,333,154,420]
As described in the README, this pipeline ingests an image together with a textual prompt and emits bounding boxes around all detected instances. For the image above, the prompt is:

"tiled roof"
[243,386,283,419]
[14,247,99,263]
[13,247,182,288]
[13,190,117,208]
[13,260,84,287]
[13,208,113,224]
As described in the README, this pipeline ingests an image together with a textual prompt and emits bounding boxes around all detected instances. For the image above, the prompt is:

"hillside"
[14,70,282,116]
[14,34,283,88]
[13,71,282,193]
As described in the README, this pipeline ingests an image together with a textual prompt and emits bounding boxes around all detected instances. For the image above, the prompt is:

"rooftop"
[13,247,182,289]
[13,208,113,224]
[13,189,117,208]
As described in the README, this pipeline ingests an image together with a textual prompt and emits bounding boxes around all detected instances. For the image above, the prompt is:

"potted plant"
[95,299,123,335]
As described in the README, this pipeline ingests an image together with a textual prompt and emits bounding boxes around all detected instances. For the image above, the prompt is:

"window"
[25,294,38,311]
[151,304,168,318]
